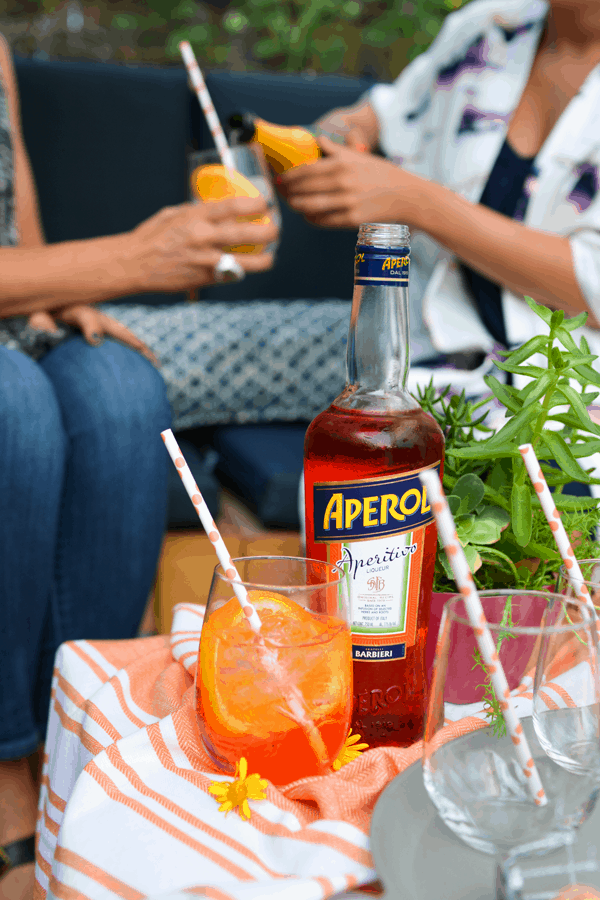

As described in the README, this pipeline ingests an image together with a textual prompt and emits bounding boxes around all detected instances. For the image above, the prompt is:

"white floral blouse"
[369,0,600,357]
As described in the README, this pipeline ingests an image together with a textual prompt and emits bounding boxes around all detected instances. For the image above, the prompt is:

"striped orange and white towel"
[34,603,580,900]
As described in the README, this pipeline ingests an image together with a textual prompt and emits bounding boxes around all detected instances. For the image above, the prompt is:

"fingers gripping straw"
[160,428,330,773]
[419,468,548,807]
[519,443,595,611]
[178,42,236,172]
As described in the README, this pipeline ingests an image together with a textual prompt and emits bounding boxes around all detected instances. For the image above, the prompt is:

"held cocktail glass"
[186,144,280,298]
[188,143,281,247]
[196,555,352,787]
[423,591,600,900]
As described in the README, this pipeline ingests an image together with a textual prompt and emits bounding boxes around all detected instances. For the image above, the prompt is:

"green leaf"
[549,412,600,436]
[493,361,548,378]
[556,384,597,433]
[487,402,540,447]
[439,549,455,581]
[555,352,597,368]
[504,533,561,561]
[520,370,554,406]
[447,494,461,516]
[449,444,520,460]
[511,482,532,547]
[468,519,502,544]
[550,309,565,329]
[487,459,512,492]
[501,334,548,366]
[483,376,522,413]
[524,296,553,324]
[539,430,588,481]
[463,543,482,573]
[568,439,600,457]
[554,495,600,511]
[453,473,485,514]
[561,310,589,332]
[457,515,476,541]
[479,506,511,530]
[573,364,600,388]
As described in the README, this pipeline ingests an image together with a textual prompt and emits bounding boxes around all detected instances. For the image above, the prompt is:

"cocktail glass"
[188,143,280,251]
[423,591,600,900]
[196,555,352,786]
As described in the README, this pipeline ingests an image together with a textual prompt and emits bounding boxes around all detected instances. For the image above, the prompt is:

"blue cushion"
[15,56,190,306]
[213,424,307,528]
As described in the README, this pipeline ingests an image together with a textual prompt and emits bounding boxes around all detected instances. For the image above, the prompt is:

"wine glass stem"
[496,852,523,900]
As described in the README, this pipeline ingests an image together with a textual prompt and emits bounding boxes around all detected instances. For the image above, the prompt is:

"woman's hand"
[279,137,422,229]
[28,306,160,366]
[126,195,278,293]
[313,99,380,152]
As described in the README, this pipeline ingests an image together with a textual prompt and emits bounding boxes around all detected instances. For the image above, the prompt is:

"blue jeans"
[0,337,171,759]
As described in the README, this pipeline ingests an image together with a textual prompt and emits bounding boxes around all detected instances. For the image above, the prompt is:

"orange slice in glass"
[191,164,269,253]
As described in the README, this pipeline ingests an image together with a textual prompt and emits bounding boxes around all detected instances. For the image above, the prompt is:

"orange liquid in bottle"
[305,405,444,749]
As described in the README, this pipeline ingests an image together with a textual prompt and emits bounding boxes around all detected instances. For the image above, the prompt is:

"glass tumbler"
[196,556,352,786]
[188,143,281,253]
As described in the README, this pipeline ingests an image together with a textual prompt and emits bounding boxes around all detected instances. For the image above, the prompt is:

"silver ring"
[214,253,245,284]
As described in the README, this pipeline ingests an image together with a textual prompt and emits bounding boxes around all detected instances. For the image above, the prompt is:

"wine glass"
[423,590,600,900]
[557,559,600,614]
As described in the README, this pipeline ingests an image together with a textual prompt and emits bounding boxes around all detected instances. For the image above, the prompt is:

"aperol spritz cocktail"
[196,556,352,786]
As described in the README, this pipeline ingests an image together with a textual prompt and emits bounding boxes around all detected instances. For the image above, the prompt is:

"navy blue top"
[460,139,535,346]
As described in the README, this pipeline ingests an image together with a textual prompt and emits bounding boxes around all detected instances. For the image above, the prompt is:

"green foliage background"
[4,0,472,79]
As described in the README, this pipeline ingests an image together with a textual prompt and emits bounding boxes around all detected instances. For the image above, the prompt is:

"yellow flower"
[208,758,268,820]
[333,729,369,770]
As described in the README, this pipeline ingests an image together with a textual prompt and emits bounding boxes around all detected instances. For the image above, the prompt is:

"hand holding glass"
[188,144,280,255]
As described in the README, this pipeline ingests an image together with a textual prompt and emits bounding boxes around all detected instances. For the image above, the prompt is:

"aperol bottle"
[304,222,445,749]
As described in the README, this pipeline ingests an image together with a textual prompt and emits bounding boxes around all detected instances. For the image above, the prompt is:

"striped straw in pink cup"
[419,467,548,806]
[519,443,595,612]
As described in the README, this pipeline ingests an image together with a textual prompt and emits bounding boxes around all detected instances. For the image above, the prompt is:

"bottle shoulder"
[305,402,444,459]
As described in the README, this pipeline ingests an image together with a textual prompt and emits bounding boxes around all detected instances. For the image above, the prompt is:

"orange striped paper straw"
[161,430,330,770]
[419,468,548,807]
[160,429,262,633]
[179,41,236,171]
[518,443,594,611]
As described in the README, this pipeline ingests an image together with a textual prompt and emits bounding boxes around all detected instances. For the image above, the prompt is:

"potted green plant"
[417,297,600,595]
[418,298,600,733]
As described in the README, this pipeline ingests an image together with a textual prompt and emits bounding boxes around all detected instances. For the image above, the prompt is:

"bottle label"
[354,244,410,286]
[313,463,439,661]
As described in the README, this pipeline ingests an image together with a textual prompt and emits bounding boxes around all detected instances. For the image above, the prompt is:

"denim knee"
[39,336,172,439]
[0,345,66,462]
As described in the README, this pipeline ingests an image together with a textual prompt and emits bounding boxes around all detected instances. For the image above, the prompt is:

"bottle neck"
[340,224,417,413]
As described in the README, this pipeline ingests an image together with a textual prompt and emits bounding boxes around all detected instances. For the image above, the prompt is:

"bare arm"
[281,139,594,323]
[0,34,45,248]
[411,178,591,321]
[0,37,276,319]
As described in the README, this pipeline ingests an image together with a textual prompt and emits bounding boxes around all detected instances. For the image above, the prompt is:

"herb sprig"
[417,297,600,594]
[416,298,600,738]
